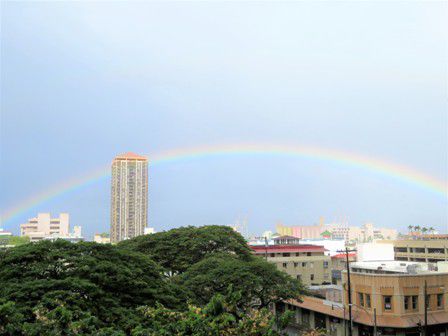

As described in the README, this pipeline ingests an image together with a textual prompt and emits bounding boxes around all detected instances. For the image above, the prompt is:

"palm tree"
[428,227,435,234]
[408,225,414,234]
[414,225,421,233]
[422,227,428,235]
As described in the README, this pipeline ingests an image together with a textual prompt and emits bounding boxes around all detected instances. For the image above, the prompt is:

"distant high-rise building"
[110,152,148,243]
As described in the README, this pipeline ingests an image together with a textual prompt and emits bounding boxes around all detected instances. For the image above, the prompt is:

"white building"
[144,227,155,235]
[356,241,394,262]
[0,228,12,237]
[20,213,83,242]
[299,238,346,256]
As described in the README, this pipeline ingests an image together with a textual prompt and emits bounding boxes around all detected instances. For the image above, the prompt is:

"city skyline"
[1,142,447,238]
[1,1,447,238]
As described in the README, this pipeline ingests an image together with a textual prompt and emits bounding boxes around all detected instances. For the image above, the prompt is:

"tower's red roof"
[332,253,356,259]
[114,152,147,161]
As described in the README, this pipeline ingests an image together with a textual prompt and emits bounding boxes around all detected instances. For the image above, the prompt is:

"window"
[270,253,275,257]
[404,296,410,310]
[383,296,392,310]
[366,294,371,308]
[358,293,364,307]
[295,253,300,256]
[437,294,443,309]
[428,248,444,254]
[323,261,329,269]
[282,253,290,257]
[412,296,418,310]
[307,252,311,256]
[294,262,298,268]
[310,274,314,281]
[310,262,314,269]
[282,263,287,268]
[302,262,307,267]
[314,312,326,330]
[297,275,301,281]
[302,310,310,325]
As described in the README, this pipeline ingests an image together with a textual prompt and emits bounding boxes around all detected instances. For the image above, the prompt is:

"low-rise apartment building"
[250,236,332,286]
[331,252,356,285]
[20,213,83,242]
[282,260,448,336]
[379,238,448,263]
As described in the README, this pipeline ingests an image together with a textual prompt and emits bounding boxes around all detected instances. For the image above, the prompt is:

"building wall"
[379,239,448,263]
[282,304,353,336]
[255,251,332,286]
[331,254,357,270]
[342,272,448,318]
[20,213,70,242]
[110,154,148,243]
[356,242,394,262]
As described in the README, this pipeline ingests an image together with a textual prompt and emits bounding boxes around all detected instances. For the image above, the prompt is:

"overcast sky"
[1,1,447,238]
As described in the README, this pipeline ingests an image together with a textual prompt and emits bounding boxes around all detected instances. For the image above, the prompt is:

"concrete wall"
[356,242,394,262]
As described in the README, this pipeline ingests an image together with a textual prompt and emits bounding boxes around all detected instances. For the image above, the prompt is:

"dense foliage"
[179,253,303,310]
[0,226,304,335]
[119,226,253,275]
[0,235,29,247]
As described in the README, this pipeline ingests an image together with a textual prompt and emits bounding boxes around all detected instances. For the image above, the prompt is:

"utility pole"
[338,247,356,336]
[264,236,268,260]
[344,305,347,336]
[373,307,377,336]
[345,247,353,336]
[424,280,428,336]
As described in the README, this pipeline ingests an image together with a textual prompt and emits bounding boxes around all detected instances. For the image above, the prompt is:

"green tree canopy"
[132,290,293,336]
[1,226,305,335]
[178,253,303,310]
[0,235,29,248]
[0,240,182,334]
[119,226,253,275]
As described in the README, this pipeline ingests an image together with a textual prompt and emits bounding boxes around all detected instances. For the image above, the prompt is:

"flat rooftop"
[350,260,448,274]
[250,244,327,253]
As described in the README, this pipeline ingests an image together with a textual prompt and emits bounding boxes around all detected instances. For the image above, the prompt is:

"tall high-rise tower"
[110,152,148,243]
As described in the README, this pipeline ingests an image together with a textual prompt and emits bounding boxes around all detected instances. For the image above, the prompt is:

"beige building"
[20,213,70,242]
[110,152,148,243]
[330,223,398,243]
[94,233,111,244]
[250,236,332,286]
[379,238,448,263]
[283,260,448,336]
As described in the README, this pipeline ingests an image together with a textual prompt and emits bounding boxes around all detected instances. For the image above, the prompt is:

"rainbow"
[1,143,447,225]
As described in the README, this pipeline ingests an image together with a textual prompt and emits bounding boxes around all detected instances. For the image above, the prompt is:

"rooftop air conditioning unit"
[406,264,419,274]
